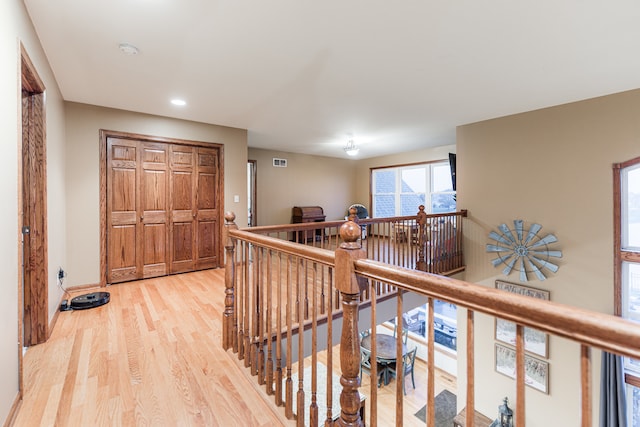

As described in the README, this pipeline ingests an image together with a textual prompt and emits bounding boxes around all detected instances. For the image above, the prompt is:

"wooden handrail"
[354,259,640,360]
[222,211,640,426]
[229,227,336,266]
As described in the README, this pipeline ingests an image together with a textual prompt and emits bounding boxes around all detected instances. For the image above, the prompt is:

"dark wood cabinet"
[453,407,493,427]
[291,206,325,242]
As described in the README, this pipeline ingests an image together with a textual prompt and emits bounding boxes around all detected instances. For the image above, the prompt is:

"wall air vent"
[273,158,288,167]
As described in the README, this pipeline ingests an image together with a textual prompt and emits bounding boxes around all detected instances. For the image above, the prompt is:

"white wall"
[0,0,67,422]
[64,102,248,287]
[457,89,640,426]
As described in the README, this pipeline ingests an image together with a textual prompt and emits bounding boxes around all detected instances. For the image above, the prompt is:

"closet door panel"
[140,142,169,278]
[196,220,216,269]
[107,138,138,283]
[109,225,137,282]
[170,145,196,273]
[195,148,219,269]
[171,223,193,273]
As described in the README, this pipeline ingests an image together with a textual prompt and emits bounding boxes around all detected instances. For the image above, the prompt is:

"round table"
[361,333,407,360]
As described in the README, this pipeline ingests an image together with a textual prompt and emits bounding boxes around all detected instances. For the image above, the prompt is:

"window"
[614,156,640,427]
[389,300,457,353]
[372,161,456,218]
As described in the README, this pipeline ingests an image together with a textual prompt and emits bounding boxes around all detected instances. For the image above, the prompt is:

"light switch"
[234,195,240,203]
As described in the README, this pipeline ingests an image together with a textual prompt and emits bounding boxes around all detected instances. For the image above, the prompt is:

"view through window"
[388,300,457,353]
[615,157,640,426]
[371,160,456,218]
[373,160,458,354]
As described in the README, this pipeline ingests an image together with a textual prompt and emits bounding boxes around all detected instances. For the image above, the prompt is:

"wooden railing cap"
[339,221,362,250]
[224,211,236,223]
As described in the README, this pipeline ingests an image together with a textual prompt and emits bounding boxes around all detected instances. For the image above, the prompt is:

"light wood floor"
[302,344,457,427]
[12,269,456,427]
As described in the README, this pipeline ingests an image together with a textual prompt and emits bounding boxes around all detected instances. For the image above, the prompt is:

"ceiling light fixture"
[118,42,139,55]
[171,99,187,106]
[344,139,359,156]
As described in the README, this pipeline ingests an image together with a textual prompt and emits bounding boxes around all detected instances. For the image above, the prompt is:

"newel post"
[416,204,428,271]
[336,221,367,427]
[223,211,238,351]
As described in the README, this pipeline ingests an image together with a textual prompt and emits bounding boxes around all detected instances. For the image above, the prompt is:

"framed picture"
[495,280,550,358]
[495,343,549,394]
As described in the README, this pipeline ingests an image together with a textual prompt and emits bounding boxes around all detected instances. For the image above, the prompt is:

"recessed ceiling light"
[118,42,139,55]
[171,99,186,106]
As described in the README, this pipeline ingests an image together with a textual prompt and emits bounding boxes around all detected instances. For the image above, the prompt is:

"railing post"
[335,221,367,427]
[223,211,238,351]
[416,205,427,271]
[347,206,358,222]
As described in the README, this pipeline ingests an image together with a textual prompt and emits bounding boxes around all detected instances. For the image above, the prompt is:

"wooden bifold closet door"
[106,135,221,284]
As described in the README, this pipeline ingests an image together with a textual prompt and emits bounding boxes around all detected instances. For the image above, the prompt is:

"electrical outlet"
[58,268,65,280]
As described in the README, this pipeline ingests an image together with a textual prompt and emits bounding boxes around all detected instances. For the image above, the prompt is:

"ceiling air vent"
[273,158,288,167]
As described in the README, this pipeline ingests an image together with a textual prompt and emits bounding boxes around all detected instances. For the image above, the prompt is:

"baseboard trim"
[2,392,22,427]
[49,283,102,335]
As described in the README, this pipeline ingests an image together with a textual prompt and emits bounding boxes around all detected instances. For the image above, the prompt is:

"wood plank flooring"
[12,269,456,427]
[13,270,288,426]
[303,345,457,427]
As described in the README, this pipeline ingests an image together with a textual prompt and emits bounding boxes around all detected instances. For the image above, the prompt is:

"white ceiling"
[23,0,640,159]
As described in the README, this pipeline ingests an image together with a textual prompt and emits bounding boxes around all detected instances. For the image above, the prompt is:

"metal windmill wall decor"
[486,220,562,282]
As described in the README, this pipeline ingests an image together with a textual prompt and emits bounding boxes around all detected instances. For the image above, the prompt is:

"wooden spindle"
[336,221,367,427]
[266,249,273,394]
[466,309,475,427]
[275,254,283,405]
[256,247,265,385]
[416,205,427,271]
[242,242,250,364]
[285,255,294,419]
[310,262,318,427]
[251,244,259,375]
[427,298,435,427]
[580,345,592,427]
[223,212,238,351]
[326,266,335,425]
[515,324,525,426]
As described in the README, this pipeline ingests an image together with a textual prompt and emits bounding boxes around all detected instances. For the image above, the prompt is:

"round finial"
[339,221,361,246]
[224,211,236,222]
[418,205,425,213]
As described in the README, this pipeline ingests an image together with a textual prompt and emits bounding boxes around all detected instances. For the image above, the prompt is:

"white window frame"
[371,160,456,218]
[614,156,640,425]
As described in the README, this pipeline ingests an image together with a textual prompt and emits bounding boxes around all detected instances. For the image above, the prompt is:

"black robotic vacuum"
[69,292,110,310]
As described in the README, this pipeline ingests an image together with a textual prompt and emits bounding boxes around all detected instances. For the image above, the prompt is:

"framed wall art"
[495,343,549,394]
[495,280,550,358]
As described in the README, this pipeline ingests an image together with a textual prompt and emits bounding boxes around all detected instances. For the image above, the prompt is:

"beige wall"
[248,144,457,227]
[64,102,248,287]
[248,148,357,226]
[0,0,67,422]
[457,89,640,425]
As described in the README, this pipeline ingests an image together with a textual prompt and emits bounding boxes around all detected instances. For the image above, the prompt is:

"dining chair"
[386,347,417,394]
[360,347,387,387]
[393,323,409,344]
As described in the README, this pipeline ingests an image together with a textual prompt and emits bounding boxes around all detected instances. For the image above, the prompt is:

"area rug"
[414,389,457,427]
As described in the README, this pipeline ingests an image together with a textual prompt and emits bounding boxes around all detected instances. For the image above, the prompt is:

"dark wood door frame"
[248,160,257,227]
[19,44,49,355]
[100,130,224,286]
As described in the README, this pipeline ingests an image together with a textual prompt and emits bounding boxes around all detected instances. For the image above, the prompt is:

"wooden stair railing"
[223,213,640,426]
[242,208,468,277]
